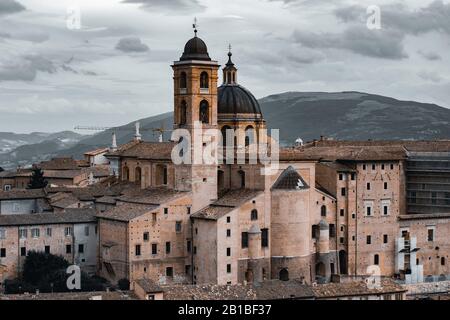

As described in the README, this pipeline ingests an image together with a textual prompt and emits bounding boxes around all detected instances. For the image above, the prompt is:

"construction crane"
[74,121,172,143]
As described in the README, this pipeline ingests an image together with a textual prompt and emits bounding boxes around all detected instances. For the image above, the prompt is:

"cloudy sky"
[0,0,449,133]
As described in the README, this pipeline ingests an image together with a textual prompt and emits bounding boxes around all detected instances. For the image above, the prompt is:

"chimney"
[134,122,142,141]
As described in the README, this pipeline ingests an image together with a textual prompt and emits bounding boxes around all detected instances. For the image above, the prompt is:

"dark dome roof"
[218,84,262,115]
[180,36,211,61]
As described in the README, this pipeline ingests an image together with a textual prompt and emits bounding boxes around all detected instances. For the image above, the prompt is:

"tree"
[27,166,48,189]
[22,251,69,286]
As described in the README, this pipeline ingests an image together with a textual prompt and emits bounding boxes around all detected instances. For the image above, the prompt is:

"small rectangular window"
[187,240,191,253]
[166,241,171,254]
[367,182,371,190]
[241,232,248,248]
[366,206,372,216]
[66,245,72,254]
[372,164,376,170]
[21,247,26,256]
[366,235,372,244]
[135,244,141,256]
[341,188,346,196]
[227,264,231,273]
[175,221,182,232]
[187,207,191,215]
[226,216,231,223]
[339,173,343,181]
[64,227,72,237]
[261,228,269,247]
[45,246,50,254]
[0,248,6,258]
[143,232,149,241]
[340,237,344,244]
[31,228,40,238]
[351,173,356,180]
[381,164,385,170]
[390,164,394,170]
[427,228,434,242]
[19,229,27,239]
[329,224,336,238]
[226,247,231,256]
[226,229,231,237]
[78,244,84,254]
[383,205,388,215]
[363,164,366,170]
[383,234,388,243]
[166,267,173,277]
[340,209,345,217]
[152,243,157,255]
[384,182,388,190]
[46,228,52,237]
[374,254,379,265]
[164,208,168,215]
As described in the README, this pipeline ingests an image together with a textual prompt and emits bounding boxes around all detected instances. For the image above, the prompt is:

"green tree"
[22,251,69,286]
[27,166,48,189]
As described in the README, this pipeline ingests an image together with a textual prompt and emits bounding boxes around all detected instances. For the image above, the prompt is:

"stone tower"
[172,28,220,211]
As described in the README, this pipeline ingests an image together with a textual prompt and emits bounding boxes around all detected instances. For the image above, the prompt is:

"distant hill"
[1,91,450,168]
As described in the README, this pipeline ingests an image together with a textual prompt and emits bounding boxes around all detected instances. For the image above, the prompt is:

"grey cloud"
[293,26,407,60]
[335,1,450,36]
[0,55,56,82]
[418,50,442,61]
[121,0,205,13]
[0,0,25,15]
[418,70,442,83]
[115,37,150,53]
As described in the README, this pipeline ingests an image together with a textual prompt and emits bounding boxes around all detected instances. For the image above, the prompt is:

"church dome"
[218,84,262,115]
[180,36,211,61]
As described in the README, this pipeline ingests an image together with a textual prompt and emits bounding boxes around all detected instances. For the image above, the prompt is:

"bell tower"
[172,25,220,211]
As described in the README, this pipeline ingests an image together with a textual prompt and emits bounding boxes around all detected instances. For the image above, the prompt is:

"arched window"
[238,170,245,188]
[251,209,258,220]
[200,72,209,89]
[122,166,129,181]
[227,71,231,84]
[321,205,327,217]
[221,125,232,147]
[374,254,379,265]
[199,100,209,124]
[180,100,187,125]
[179,72,187,89]
[279,268,289,281]
[135,167,142,184]
[245,126,256,147]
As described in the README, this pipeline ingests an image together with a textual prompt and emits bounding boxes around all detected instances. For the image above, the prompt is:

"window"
[135,245,141,256]
[329,224,336,237]
[21,247,26,256]
[45,246,50,254]
[122,166,129,181]
[351,173,356,180]
[341,188,346,196]
[383,205,388,215]
[78,244,84,254]
[166,267,173,277]
[187,207,191,215]
[427,228,435,242]
[339,173,343,181]
[19,228,27,239]
[245,126,256,147]
[383,234,388,244]
[241,232,248,248]
[226,229,231,237]
[381,200,390,216]
[261,228,269,247]
[441,257,446,266]
[0,248,6,258]
[227,264,231,273]
[179,71,187,89]
[187,240,191,253]
[66,245,72,254]
[84,226,90,236]
[363,164,366,170]
[365,201,373,216]
[372,164,376,170]
[166,242,171,254]
[251,209,258,220]
[199,100,209,123]
[179,100,187,125]
[321,205,327,217]
[143,232,149,241]
[340,225,345,232]
[152,212,157,223]
[152,243,157,255]
[164,208,168,215]
[312,225,319,239]
[185,265,191,275]
[374,254,379,265]
[390,164,394,170]
[64,227,72,237]
[340,237,345,244]
[4,184,12,191]
[238,170,246,188]
[175,221,182,232]
[384,182,388,190]
[366,235,372,244]
[381,164,385,170]
[366,206,372,216]
[366,182,371,190]
[46,228,52,237]
[340,209,345,217]
[193,246,197,254]
[31,228,40,238]
[227,247,231,256]
[226,216,231,223]
[200,72,209,89]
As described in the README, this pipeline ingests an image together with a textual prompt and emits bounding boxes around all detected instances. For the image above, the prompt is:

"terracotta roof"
[134,279,163,293]
[312,279,406,298]
[0,291,136,300]
[84,148,109,156]
[192,189,263,220]
[0,189,46,200]
[38,157,80,170]
[318,161,356,172]
[106,141,176,160]
[43,170,84,179]
[116,187,188,205]
[95,195,117,205]
[96,203,157,222]
[162,284,256,300]
[272,166,309,190]
[0,208,96,226]
[253,280,314,300]
[50,194,80,209]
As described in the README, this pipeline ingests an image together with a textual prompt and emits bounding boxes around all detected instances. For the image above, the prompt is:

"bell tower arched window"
[200,72,209,89]
[180,72,187,89]
[199,100,209,124]
[245,126,256,147]
[180,100,187,125]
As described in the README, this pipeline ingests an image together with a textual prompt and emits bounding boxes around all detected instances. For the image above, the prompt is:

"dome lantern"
[223,44,237,85]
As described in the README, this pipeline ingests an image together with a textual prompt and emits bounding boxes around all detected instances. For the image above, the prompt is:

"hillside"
[1,91,450,168]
